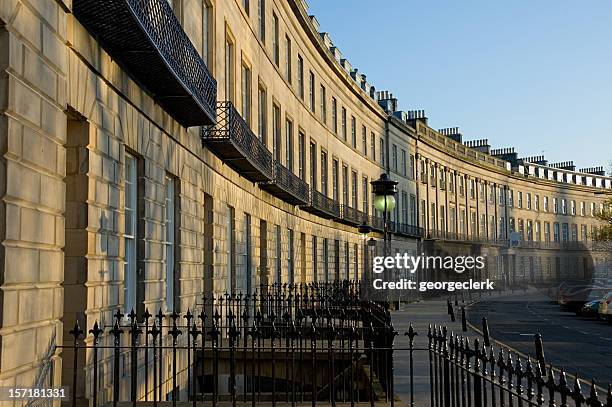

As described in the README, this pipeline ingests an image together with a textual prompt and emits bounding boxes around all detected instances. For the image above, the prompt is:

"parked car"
[597,292,612,322]
[559,287,610,312]
[580,300,601,318]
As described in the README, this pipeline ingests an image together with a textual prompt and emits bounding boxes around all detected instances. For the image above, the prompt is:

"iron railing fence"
[425,317,612,407]
[59,282,398,407]
[202,102,274,182]
[395,223,424,238]
[58,289,612,407]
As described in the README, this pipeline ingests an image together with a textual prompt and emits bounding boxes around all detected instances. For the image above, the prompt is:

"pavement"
[391,297,470,407]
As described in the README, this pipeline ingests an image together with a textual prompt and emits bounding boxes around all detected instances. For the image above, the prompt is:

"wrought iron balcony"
[369,215,386,232]
[202,102,273,182]
[303,190,340,219]
[260,162,310,206]
[396,223,424,238]
[339,205,367,226]
[74,0,217,126]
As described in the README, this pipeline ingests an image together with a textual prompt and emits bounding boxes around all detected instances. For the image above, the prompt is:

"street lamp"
[371,173,398,256]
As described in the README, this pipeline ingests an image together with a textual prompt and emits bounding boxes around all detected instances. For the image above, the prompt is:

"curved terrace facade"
[0,0,610,397]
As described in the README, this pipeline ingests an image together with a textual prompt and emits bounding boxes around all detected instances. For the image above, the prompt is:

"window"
[297,55,304,100]
[420,200,427,229]
[526,193,531,210]
[285,118,293,171]
[527,220,533,241]
[508,190,514,207]
[298,131,305,180]
[273,103,281,161]
[363,177,369,213]
[320,85,326,123]
[351,116,356,148]
[571,224,578,241]
[410,195,417,226]
[243,0,250,16]
[272,13,279,66]
[498,188,504,205]
[332,159,339,201]
[392,144,398,172]
[344,242,350,280]
[351,170,358,208]
[401,192,408,224]
[362,126,367,154]
[320,151,328,196]
[309,140,317,189]
[379,138,385,165]
[439,169,446,190]
[258,0,265,43]
[469,179,475,199]
[459,176,465,196]
[449,172,455,193]
[517,191,523,208]
[534,195,540,211]
[430,203,437,231]
[225,34,235,102]
[553,223,560,242]
[312,236,318,282]
[309,71,315,112]
[459,208,466,234]
[562,223,569,242]
[401,149,407,177]
[479,182,485,202]
[332,97,337,134]
[488,185,495,204]
[561,198,567,215]
[285,35,292,83]
[202,1,212,65]
[498,217,505,239]
[371,133,376,160]
[571,200,576,216]
[342,165,349,206]
[341,107,347,141]
[580,201,585,216]
[258,85,267,143]
[124,153,138,314]
[241,63,251,125]
[323,238,329,281]
[553,197,558,213]
[274,225,281,282]
[353,243,359,280]
[450,207,457,233]
[226,205,236,291]
[288,229,294,283]
[590,202,596,216]
[543,196,549,212]
[164,176,178,312]
[544,222,551,242]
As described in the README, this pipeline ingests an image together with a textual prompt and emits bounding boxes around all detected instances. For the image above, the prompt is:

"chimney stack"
[438,127,462,143]
[463,139,491,154]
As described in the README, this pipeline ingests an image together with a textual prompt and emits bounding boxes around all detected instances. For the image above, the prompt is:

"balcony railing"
[396,223,424,238]
[74,0,217,126]
[260,162,310,205]
[202,102,273,182]
[370,215,386,232]
[339,205,367,226]
[304,190,340,219]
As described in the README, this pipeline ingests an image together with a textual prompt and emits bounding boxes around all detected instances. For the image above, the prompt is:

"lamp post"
[371,173,398,256]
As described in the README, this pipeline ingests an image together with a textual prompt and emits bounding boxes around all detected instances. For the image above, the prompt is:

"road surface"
[467,290,612,385]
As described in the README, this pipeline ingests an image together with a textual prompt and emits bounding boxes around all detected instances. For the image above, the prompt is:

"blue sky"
[307,0,612,171]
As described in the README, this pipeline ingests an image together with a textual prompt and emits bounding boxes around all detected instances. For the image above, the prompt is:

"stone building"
[0,0,610,402]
